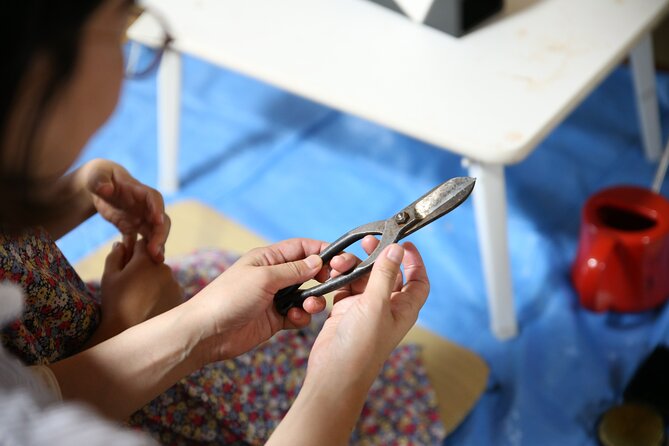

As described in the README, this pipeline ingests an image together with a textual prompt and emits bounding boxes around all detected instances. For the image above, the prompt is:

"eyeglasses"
[123,6,174,79]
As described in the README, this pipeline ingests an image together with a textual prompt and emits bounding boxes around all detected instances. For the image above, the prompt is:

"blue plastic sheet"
[59,55,669,445]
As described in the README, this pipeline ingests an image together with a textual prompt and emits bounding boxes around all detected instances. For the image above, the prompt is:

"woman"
[0,0,431,444]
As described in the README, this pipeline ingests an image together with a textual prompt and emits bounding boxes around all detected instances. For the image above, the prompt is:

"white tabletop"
[138,0,669,164]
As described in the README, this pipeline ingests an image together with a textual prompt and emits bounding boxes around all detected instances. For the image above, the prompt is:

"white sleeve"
[28,365,62,401]
[0,282,157,445]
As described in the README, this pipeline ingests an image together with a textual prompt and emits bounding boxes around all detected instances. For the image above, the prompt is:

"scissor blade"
[414,176,475,220]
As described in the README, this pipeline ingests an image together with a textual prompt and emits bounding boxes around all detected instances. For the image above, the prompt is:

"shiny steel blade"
[414,176,476,218]
[398,177,475,238]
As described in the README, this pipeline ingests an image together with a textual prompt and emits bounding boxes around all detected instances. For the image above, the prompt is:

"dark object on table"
[597,346,669,446]
[366,0,504,37]
[624,346,669,418]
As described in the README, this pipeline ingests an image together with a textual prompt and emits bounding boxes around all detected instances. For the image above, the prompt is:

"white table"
[133,0,669,339]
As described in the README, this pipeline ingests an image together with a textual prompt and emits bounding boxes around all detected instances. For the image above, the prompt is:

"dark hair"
[0,1,108,228]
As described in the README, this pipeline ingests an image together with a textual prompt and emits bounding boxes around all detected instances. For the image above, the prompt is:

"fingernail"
[386,244,404,263]
[112,241,121,249]
[304,255,321,269]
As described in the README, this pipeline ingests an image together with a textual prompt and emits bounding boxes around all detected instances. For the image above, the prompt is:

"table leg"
[157,48,182,194]
[466,160,518,340]
[630,33,662,162]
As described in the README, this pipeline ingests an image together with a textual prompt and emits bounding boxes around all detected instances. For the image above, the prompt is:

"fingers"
[121,238,154,269]
[86,160,116,198]
[122,232,137,265]
[283,307,312,329]
[363,244,405,305]
[145,212,170,263]
[393,270,404,292]
[362,237,404,292]
[329,235,379,277]
[252,238,327,267]
[390,242,430,317]
[333,236,402,298]
[282,295,328,328]
[329,252,357,278]
[140,186,169,262]
[122,232,137,252]
[91,162,168,264]
[264,237,379,282]
[103,241,126,273]
[361,235,380,255]
[302,296,327,313]
[398,242,429,299]
[265,254,324,290]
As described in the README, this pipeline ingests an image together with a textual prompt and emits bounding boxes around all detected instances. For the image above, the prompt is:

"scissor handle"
[273,264,374,315]
[273,220,385,316]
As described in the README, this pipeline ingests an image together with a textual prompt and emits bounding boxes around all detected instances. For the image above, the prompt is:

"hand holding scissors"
[274,176,476,316]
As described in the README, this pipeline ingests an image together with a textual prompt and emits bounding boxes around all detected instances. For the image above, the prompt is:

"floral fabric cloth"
[0,227,99,364]
[0,228,446,445]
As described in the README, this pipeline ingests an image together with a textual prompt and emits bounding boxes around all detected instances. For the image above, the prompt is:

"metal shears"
[273,176,476,316]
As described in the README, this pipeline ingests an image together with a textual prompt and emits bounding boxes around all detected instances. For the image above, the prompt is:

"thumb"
[124,238,150,266]
[103,241,126,274]
[265,255,323,290]
[88,168,115,197]
[363,244,404,304]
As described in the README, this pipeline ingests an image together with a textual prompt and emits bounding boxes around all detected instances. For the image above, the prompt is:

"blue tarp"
[58,54,669,445]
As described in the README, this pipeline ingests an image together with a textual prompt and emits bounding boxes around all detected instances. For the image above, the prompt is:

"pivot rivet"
[395,211,409,224]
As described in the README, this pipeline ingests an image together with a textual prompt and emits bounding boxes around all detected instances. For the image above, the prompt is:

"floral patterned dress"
[0,227,445,445]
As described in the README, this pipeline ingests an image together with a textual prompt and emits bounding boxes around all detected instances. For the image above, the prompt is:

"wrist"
[88,312,141,347]
[175,297,226,368]
[301,375,370,411]
[304,361,379,401]
[269,370,374,445]
[85,318,121,347]
[62,165,96,216]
